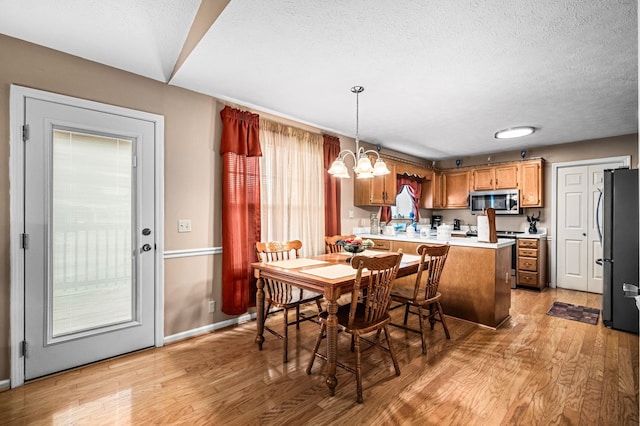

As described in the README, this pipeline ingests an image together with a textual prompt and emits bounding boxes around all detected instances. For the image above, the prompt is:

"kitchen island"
[356,233,515,328]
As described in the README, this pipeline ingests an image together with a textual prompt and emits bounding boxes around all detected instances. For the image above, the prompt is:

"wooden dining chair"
[324,234,356,254]
[306,250,403,403]
[389,244,450,355]
[255,240,324,363]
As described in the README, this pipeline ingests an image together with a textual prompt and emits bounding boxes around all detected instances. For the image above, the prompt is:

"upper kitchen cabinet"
[419,169,444,209]
[432,170,444,208]
[472,167,494,191]
[519,159,544,207]
[442,169,470,208]
[472,164,518,191]
[354,160,397,206]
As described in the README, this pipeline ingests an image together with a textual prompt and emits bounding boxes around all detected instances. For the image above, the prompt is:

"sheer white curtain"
[259,120,325,256]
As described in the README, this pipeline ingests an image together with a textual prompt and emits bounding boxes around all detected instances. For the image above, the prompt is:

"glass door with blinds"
[21,94,157,380]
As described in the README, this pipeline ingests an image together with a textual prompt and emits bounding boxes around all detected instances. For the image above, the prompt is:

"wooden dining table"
[252,250,420,397]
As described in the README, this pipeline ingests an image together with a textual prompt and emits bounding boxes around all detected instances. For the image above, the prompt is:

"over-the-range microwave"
[470,189,521,215]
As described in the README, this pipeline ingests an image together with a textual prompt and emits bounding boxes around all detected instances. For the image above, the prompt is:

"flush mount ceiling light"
[494,126,536,139]
[327,86,390,179]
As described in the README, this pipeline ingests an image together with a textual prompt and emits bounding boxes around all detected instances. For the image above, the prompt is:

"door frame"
[551,155,631,288]
[9,85,165,388]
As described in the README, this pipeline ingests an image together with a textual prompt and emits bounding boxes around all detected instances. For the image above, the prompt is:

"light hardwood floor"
[1,288,638,425]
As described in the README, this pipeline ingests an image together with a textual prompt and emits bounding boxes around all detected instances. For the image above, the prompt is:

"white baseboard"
[163,312,257,345]
[0,379,10,391]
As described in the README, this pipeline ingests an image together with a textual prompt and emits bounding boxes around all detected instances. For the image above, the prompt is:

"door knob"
[582,233,586,236]
[141,244,152,252]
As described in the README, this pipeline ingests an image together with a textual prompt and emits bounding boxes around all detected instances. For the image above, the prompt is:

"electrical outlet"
[208,300,216,313]
[178,219,191,233]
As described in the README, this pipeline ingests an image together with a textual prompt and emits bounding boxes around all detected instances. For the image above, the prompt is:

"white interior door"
[587,167,606,293]
[23,96,156,380]
[557,161,626,292]
[557,166,588,290]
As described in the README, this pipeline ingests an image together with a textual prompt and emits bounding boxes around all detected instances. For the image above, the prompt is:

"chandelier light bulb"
[327,86,390,179]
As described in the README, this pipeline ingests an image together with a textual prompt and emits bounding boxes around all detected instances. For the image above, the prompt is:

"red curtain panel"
[379,174,422,223]
[219,106,262,315]
[397,174,422,221]
[323,134,341,236]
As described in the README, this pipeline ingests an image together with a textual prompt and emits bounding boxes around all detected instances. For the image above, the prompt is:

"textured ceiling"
[1,0,637,160]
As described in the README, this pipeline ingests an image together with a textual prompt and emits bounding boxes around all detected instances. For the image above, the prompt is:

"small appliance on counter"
[431,215,442,229]
[453,219,461,230]
[436,224,451,241]
[419,227,431,238]
[383,225,396,236]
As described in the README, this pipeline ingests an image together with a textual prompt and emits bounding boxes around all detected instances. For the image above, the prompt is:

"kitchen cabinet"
[354,160,397,206]
[369,238,391,250]
[472,167,494,191]
[432,171,443,208]
[516,237,547,289]
[442,170,469,208]
[519,159,544,207]
[472,165,518,191]
[419,169,444,209]
[495,164,519,189]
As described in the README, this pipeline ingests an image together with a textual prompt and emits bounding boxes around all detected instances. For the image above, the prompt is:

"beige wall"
[0,34,234,379]
[0,33,637,382]
[0,34,339,381]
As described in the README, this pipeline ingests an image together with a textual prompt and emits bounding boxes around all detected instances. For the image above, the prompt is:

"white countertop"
[355,233,516,249]
[516,228,547,239]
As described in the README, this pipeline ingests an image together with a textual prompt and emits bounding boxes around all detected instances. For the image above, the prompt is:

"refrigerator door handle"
[623,282,639,297]
[595,187,604,244]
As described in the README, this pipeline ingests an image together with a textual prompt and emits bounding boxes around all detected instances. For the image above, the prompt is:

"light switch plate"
[178,219,191,233]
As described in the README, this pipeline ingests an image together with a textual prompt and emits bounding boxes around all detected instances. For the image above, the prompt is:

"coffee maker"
[453,219,461,231]
[431,215,442,229]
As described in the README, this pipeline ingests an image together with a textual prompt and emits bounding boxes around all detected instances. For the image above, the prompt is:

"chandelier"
[327,86,390,179]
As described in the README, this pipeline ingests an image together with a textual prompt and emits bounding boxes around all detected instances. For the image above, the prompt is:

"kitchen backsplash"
[420,208,546,232]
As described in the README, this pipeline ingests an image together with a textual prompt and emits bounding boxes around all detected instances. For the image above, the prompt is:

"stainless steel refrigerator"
[598,168,639,334]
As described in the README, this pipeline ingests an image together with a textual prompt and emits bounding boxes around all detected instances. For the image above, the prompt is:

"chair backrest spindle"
[413,244,450,301]
[256,240,302,263]
[349,251,403,327]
